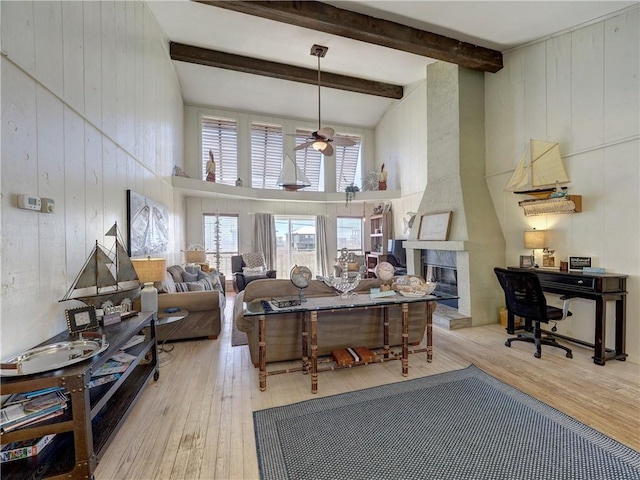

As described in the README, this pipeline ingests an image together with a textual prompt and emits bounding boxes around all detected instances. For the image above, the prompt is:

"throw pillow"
[242,252,265,269]
[156,271,177,294]
[183,271,198,282]
[187,282,205,292]
[167,265,185,283]
[243,266,265,276]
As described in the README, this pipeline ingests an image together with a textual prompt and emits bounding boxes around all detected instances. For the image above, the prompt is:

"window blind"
[335,135,361,191]
[201,116,238,185]
[251,122,283,189]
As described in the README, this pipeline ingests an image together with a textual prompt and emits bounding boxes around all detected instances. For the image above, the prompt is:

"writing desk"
[508,267,627,365]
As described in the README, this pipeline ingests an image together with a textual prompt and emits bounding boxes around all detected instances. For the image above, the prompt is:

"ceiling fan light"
[312,141,326,151]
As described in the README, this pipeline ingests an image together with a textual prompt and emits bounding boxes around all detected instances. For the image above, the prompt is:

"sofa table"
[243,293,455,393]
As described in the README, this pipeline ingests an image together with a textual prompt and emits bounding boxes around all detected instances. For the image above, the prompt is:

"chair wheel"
[534,351,541,359]
[566,352,573,358]
[505,340,511,347]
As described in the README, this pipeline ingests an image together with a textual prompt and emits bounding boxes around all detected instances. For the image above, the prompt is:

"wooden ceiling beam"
[196,0,503,73]
[170,42,404,99]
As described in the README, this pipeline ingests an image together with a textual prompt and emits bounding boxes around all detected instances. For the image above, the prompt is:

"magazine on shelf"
[1,409,65,434]
[88,373,121,388]
[1,400,67,433]
[1,434,56,463]
[121,334,146,350]
[109,351,137,364]
[3,387,66,406]
[92,360,129,377]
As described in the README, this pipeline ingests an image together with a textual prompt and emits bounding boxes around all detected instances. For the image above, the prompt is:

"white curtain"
[254,213,276,269]
[316,215,329,276]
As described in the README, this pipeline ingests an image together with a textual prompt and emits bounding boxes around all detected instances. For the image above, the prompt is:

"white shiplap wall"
[485,7,640,362]
[1,1,184,358]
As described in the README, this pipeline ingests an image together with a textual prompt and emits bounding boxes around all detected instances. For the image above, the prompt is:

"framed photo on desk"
[519,255,535,268]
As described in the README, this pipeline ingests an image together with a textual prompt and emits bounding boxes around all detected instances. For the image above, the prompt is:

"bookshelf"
[0,313,158,479]
[367,212,392,278]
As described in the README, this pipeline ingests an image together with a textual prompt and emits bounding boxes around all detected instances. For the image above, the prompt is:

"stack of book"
[0,388,68,434]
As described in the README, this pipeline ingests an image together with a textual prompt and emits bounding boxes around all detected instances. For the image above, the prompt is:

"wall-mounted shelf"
[519,195,582,216]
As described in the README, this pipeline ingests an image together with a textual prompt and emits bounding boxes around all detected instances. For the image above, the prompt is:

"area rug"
[253,365,640,480]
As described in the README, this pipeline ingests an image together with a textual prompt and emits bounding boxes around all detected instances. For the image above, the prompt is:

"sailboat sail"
[504,139,569,193]
[277,154,311,191]
[61,223,141,307]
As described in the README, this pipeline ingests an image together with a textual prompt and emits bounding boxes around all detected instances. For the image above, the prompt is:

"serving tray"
[0,332,109,377]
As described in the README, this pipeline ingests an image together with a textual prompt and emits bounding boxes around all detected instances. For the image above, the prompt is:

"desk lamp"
[523,229,546,268]
[132,257,166,314]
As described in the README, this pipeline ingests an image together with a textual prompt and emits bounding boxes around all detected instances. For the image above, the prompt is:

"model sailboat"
[277,154,311,191]
[504,139,569,197]
[60,223,141,307]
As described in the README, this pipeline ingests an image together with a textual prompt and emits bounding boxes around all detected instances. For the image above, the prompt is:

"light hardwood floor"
[96,295,640,479]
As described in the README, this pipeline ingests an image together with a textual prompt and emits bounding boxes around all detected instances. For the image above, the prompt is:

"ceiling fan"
[293,45,356,157]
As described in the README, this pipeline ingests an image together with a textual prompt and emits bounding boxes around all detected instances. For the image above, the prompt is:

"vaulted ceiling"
[147,1,637,128]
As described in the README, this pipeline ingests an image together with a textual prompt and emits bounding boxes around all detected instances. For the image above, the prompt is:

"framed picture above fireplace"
[418,212,452,241]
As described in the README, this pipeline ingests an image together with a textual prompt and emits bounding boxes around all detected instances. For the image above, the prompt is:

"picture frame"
[126,190,169,257]
[569,256,592,271]
[519,255,535,268]
[66,306,99,335]
[418,211,452,241]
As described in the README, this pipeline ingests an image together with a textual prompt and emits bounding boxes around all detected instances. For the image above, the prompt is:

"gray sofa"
[234,278,433,366]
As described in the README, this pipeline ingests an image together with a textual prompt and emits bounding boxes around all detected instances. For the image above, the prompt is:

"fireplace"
[423,250,458,308]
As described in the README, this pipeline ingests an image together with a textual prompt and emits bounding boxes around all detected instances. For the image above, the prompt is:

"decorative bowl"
[392,275,437,297]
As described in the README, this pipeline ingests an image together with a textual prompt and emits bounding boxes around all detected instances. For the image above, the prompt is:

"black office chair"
[494,267,573,359]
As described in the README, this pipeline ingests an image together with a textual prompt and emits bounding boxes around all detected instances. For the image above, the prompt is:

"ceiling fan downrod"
[310,44,328,133]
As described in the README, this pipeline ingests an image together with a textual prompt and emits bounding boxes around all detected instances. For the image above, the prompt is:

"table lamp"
[131,257,166,314]
[523,229,546,267]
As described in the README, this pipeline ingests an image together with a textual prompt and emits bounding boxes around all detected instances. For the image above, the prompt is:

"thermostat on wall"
[18,194,41,211]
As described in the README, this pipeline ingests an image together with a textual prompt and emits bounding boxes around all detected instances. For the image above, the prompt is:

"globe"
[290,265,312,289]
[375,261,395,282]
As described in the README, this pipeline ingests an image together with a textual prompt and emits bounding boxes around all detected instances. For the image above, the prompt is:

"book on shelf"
[109,351,137,364]
[1,434,56,463]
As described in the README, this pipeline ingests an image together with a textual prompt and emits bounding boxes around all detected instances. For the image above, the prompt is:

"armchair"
[232,253,277,292]
[494,267,573,359]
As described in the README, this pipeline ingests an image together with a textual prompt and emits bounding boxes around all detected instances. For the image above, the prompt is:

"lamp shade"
[523,230,546,249]
[185,249,206,264]
[131,257,166,284]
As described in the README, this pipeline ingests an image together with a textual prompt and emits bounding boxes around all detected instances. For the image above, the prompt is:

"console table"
[0,312,158,479]
[508,267,628,365]
[244,293,453,393]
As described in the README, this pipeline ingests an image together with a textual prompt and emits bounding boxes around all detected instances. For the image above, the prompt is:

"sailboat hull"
[65,286,141,308]
[514,186,567,198]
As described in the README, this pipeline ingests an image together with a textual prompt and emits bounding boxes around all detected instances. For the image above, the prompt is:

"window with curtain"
[203,213,238,277]
[275,216,318,275]
[201,116,238,185]
[251,122,283,189]
[337,216,364,255]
